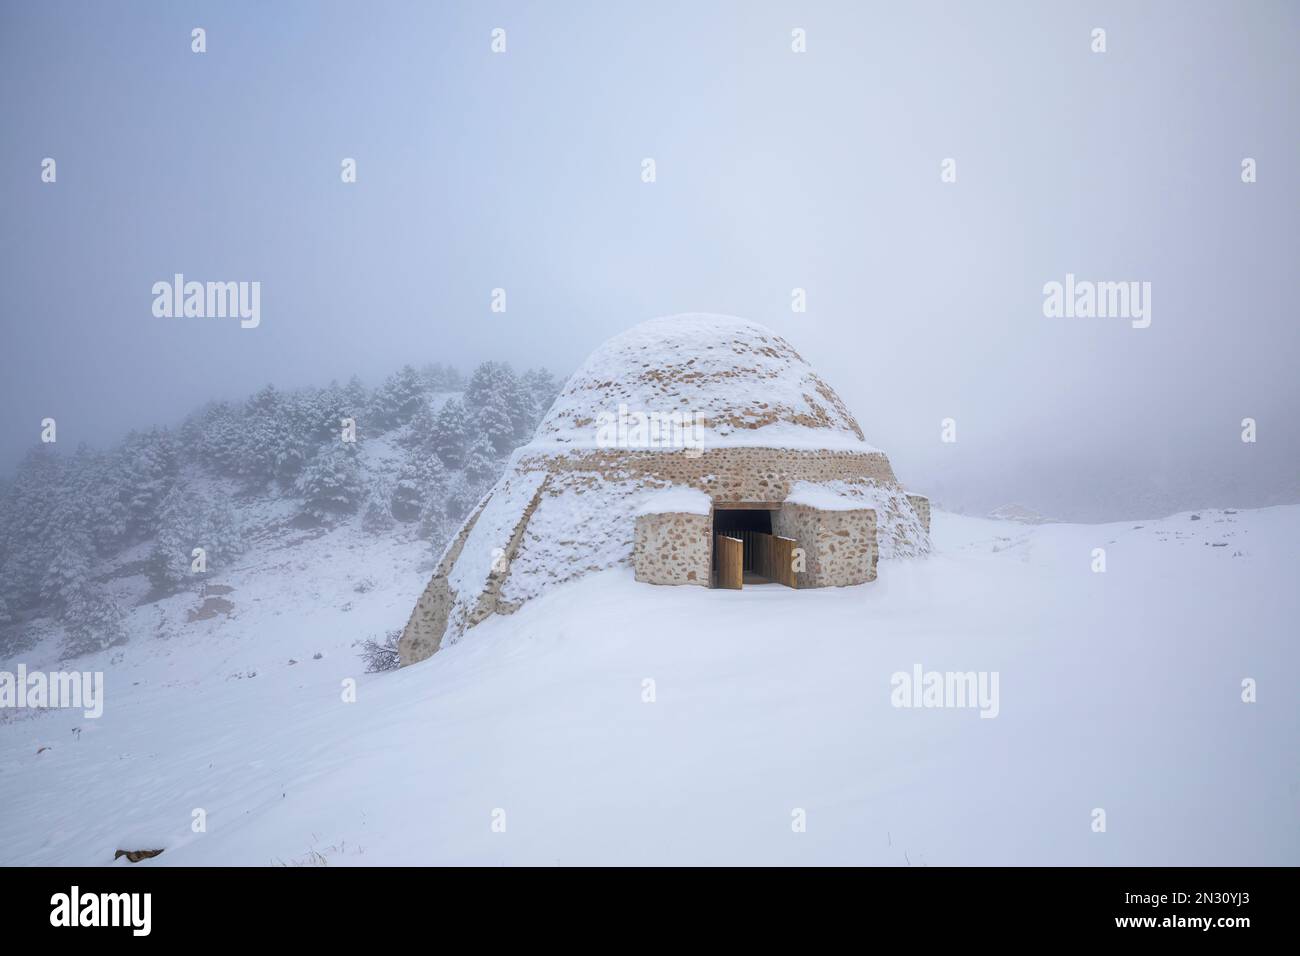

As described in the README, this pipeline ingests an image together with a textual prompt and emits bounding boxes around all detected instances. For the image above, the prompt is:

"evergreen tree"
[182,401,242,475]
[389,457,447,523]
[118,428,178,539]
[89,475,129,556]
[361,487,395,535]
[374,365,426,428]
[419,363,456,392]
[463,361,503,411]
[41,530,94,615]
[463,433,499,486]
[66,444,127,555]
[465,361,534,446]
[417,494,448,542]
[474,391,517,455]
[0,447,62,609]
[431,398,470,468]
[239,384,304,486]
[153,483,245,586]
[61,581,127,657]
[296,443,364,523]
[342,375,369,421]
[402,399,438,454]
[312,380,353,443]
[521,367,561,428]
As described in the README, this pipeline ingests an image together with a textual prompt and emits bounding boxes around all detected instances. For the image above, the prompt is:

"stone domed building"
[399,314,930,665]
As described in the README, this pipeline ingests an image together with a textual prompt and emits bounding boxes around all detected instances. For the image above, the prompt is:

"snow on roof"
[526,314,879,454]
[784,481,874,511]
[635,486,712,517]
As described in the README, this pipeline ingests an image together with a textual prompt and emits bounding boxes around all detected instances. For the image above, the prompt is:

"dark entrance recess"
[712,503,799,589]
[713,508,773,573]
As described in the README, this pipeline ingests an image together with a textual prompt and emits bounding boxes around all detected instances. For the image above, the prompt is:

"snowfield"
[1,506,1297,866]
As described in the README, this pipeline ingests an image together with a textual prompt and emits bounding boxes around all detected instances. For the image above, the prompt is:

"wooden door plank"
[772,535,798,588]
[715,534,743,590]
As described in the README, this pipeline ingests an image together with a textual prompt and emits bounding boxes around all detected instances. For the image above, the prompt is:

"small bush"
[359,629,401,672]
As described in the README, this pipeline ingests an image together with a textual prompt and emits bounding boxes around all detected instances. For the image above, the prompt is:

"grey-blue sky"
[2,0,1296,519]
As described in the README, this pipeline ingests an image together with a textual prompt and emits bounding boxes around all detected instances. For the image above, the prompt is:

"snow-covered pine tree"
[402,399,438,454]
[463,432,499,486]
[153,482,246,586]
[431,397,470,468]
[342,375,370,422]
[41,530,94,615]
[154,484,192,585]
[417,481,449,541]
[61,581,127,657]
[467,361,536,447]
[239,384,303,487]
[474,391,517,455]
[274,389,319,477]
[521,367,561,429]
[361,487,396,535]
[312,380,353,443]
[389,464,424,523]
[442,472,476,523]
[373,365,426,429]
[0,447,62,610]
[296,442,364,524]
[463,360,502,410]
[119,428,178,540]
[419,362,457,393]
[84,458,129,556]
[389,456,448,524]
[181,400,242,476]
[202,494,244,571]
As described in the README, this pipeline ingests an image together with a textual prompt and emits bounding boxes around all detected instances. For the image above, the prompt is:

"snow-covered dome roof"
[527,314,874,453]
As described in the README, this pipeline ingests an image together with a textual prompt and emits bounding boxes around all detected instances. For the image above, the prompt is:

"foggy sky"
[2,0,1297,520]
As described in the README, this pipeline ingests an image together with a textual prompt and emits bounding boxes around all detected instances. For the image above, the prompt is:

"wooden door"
[748,532,798,588]
[770,535,798,589]
[715,534,743,589]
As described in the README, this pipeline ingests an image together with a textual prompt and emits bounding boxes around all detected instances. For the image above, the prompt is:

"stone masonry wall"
[774,503,878,588]
[515,447,898,502]
[906,494,931,534]
[633,511,712,586]
[398,497,489,666]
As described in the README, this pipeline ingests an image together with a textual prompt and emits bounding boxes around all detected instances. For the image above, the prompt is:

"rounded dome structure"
[399,315,930,665]
[529,314,871,452]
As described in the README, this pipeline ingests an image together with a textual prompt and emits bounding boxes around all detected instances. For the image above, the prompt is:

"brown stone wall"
[774,503,877,588]
[399,476,549,666]
[906,494,931,534]
[515,446,898,501]
[398,497,488,666]
[633,511,712,586]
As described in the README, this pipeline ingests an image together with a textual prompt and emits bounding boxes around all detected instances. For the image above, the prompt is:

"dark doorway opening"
[713,508,775,580]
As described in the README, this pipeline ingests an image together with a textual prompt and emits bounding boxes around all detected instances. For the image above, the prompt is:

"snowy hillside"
[2,505,1295,866]
[0,361,560,663]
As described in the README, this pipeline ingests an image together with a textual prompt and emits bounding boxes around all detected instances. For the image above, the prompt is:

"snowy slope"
[1,506,1296,866]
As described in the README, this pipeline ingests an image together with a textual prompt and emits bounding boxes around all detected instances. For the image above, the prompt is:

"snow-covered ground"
[1,506,1296,866]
